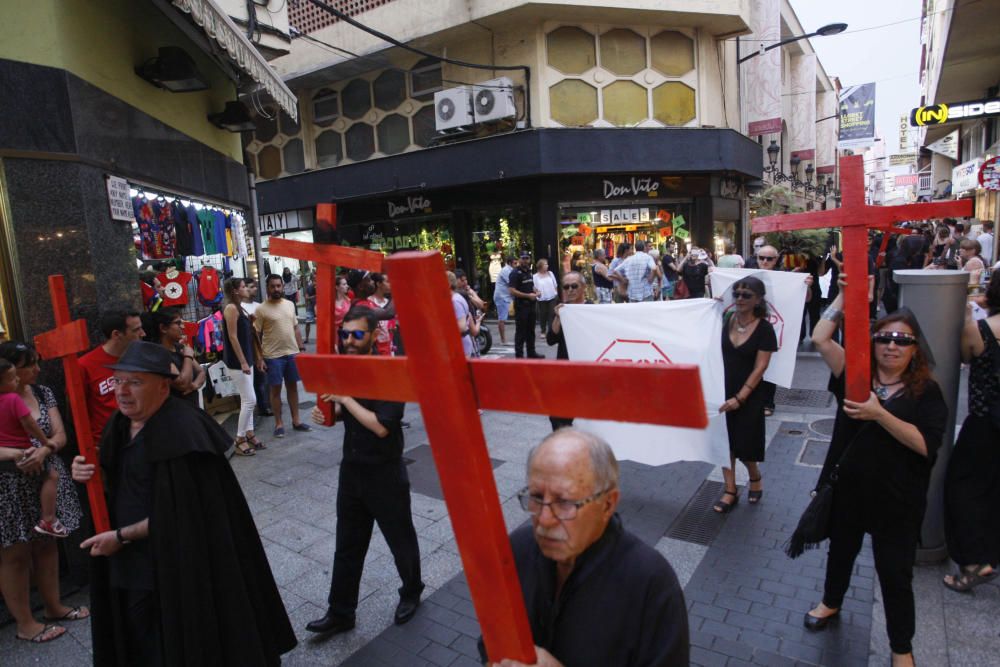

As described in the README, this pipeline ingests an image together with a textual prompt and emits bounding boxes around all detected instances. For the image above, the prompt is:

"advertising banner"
[789,54,817,160]
[839,83,876,148]
[745,0,782,136]
[560,299,730,468]
[709,269,809,388]
[953,158,983,194]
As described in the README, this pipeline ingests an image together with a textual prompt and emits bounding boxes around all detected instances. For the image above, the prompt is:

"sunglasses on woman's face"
[873,331,917,346]
[732,290,755,300]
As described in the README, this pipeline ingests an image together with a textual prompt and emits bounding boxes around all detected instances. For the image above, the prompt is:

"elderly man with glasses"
[484,429,689,667]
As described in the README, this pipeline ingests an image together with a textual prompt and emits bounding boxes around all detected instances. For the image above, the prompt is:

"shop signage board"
[259,210,298,233]
[979,156,1000,191]
[890,153,917,167]
[909,96,1000,126]
[892,174,920,187]
[927,130,959,159]
[899,114,914,151]
[602,176,662,199]
[387,195,432,219]
[105,175,133,222]
[953,158,984,194]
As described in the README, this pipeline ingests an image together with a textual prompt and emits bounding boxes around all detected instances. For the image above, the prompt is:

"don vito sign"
[387,195,432,219]
[910,96,1000,126]
[602,177,661,199]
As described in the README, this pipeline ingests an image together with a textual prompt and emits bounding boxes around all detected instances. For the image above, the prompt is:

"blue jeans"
[265,354,300,386]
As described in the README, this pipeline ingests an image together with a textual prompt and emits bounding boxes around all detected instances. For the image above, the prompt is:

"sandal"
[17,624,66,643]
[748,477,763,504]
[233,437,255,457]
[763,407,774,417]
[943,565,997,592]
[44,606,90,622]
[246,434,267,450]
[713,488,740,514]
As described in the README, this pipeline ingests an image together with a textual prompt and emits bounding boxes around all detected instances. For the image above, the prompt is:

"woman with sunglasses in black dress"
[806,276,947,667]
[716,276,777,513]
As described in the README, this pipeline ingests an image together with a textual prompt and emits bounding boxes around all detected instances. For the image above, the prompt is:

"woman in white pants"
[223,278,266,456]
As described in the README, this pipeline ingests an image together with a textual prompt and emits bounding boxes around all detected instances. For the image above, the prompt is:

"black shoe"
[305,610,355,634]
[528,353,545,359]
[803,609,839,631]
[394,598,421,625]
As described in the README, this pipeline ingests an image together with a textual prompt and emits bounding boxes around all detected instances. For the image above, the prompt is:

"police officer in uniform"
[508,251,545,359]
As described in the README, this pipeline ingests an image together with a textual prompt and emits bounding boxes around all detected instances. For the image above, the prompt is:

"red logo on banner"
[596,339,673,364]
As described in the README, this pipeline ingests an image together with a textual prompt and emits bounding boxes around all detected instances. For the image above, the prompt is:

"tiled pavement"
[3,339,1000,666]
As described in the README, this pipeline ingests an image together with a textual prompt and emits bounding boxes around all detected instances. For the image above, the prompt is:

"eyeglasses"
[109,377,145,388]
[756,255,777,262]
[873,332,917,347]
[339,329,368,341]
[732,290,756,300]
[561,283,582,290]
[517,486,612,520]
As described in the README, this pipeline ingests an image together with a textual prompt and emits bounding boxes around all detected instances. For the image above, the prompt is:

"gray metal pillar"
[893,269,969,563]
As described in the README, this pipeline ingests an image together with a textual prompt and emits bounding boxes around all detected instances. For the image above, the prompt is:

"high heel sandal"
[246,433,267,450]
[713,487,739,514]
[748,476,763,504]
[233,437,256,457]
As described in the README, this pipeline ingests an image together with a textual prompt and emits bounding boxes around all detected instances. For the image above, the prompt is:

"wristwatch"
[115,528,131,545]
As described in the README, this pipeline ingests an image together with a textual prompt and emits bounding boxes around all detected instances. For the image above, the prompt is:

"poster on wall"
[838,82,876,148]
[744,0,782,136]
[789,54,817,160]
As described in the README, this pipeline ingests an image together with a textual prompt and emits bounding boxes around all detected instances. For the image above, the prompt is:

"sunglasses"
[756,255,777,262]
[873,332,917,347]
[338,330,368,341]
[562,283,582,290]
[732,290,756,300]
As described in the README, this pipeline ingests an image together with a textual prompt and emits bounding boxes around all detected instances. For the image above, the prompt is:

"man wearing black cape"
[71,342,296,665]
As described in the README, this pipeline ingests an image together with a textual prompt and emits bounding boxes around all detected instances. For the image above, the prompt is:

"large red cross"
[753,155,972,402]
[269,237,708,663]
[33,276,111,533]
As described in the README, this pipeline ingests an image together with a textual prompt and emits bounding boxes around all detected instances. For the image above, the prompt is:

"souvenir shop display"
[156,266,193,307]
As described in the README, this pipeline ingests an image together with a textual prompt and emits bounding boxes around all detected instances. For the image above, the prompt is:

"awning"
[171,0,297,121]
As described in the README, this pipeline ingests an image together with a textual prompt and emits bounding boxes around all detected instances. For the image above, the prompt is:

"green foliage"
[750,185,830,258]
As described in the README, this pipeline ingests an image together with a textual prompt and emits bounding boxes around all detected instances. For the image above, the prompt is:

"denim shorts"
[495,297,512,321]
[265,354,301,386]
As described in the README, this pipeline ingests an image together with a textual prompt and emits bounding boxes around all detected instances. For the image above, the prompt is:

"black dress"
[945,319,1000,567]
[722,316,777,461]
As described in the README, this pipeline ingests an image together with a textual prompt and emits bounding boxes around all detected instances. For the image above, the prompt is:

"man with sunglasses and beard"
[546,272,588,430]
[306,307,424,636]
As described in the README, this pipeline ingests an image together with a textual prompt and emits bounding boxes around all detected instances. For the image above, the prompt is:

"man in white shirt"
[613,240,662,303]
[974,221,994,266]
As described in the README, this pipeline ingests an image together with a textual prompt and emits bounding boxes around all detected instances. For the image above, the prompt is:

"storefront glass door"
[469,207,532,301]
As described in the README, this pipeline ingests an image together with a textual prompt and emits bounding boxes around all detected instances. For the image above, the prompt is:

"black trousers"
[537,299,557,334]
[253,365,269,413]
[328,461,423,616]
[115,588,163,667]
[822,511,919,655]
[514,306,537,357]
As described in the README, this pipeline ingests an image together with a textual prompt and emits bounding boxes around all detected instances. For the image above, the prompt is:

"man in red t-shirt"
[77,310,145,445]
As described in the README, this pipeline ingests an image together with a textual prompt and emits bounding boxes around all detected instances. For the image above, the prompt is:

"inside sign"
[105,175,133,222]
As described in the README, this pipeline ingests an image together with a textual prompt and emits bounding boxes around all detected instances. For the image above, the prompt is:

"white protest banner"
[560,299,731,468]
[709,268,808,388]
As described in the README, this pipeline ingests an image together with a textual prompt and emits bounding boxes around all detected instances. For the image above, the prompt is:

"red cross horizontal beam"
[753,199,975,233]
[296,355,708,428]
[267,237,385,272]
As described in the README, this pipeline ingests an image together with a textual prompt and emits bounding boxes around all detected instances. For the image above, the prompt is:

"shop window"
[345,123,375,161]
[374,70,407,111]
[283,138,305,174]
[546,27,596,75]
[313,89,340,126]
[342,79,372,120]
[599,29,646,77]
[410,57,443,101]
[257,145,281,179]
[315,130,343,168]
[377,113,409,155]
[652,81,696,126]
[279,107,301,136]
[253,106,279,143]
[650,31,695,77]
[549,80,598,126]
[411,104,437,147]
[602,80,647,127]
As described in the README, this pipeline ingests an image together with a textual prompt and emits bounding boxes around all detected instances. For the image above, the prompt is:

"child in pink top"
[0,360,66,537]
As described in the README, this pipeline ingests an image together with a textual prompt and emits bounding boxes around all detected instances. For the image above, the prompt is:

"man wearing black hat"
[508,252,545,359]
[71,342,296,666]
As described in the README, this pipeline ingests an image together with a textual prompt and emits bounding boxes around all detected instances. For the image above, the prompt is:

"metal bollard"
[893,269,970,563]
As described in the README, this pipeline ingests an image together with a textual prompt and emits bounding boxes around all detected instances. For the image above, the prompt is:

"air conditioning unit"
[434,86,474,132]
[473,77,517,124]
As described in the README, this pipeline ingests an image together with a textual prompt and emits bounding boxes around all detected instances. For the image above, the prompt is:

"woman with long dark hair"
[715,276,776,513]
[943,271,1000,591]
[143,307,206,406]
[807,277,947,667]
[223,278,265,456]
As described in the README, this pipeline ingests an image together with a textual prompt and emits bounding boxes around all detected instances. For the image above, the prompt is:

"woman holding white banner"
[715,276,777,513]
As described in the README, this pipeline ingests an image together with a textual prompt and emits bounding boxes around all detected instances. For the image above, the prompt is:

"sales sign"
[979,156,1000,191]
[105,175,133,222]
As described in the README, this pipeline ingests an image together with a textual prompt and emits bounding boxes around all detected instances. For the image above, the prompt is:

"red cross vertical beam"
[267,235,384,425]
[33,276,110,533]
[753,154,972,402]
[290,250,708,663]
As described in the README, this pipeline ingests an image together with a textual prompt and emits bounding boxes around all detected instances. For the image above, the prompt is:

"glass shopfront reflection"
[469,207,532,302]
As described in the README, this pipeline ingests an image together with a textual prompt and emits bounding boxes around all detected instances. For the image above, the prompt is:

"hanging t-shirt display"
[132,196,176,259]
[185,204,205,256]
[197,208,217,254]
[213,210,230,256]
[171,201,195,256]
[156,270,193,307]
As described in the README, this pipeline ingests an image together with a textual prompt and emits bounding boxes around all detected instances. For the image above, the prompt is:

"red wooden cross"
[273,243,708,664]
[33,276,111,533]
[753,155,972,402]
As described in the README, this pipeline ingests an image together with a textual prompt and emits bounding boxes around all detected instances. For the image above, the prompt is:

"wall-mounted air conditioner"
[434,86,474,131]
[472,77,516,124]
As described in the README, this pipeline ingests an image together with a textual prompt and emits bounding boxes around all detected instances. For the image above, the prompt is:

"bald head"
[755,245,779,268]
[527,429,619,495]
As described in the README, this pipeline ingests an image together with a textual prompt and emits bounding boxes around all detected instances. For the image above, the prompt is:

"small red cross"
[271,238,708,663]
[34,276,111,533]
[753,155,972,402]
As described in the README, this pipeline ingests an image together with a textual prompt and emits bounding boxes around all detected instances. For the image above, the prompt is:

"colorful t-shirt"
[185,205,205,256]
[197,208,217,255]
[156,271,193,307]
[78,346,119,445]
[0,392,32,448]
[132,197,176,259]
[213,210,230,255]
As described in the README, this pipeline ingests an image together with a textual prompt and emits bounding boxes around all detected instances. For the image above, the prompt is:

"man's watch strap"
[116,528,131,545]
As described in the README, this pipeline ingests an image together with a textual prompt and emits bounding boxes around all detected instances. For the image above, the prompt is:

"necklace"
[734,315,755,334]
[873,374,903,400]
